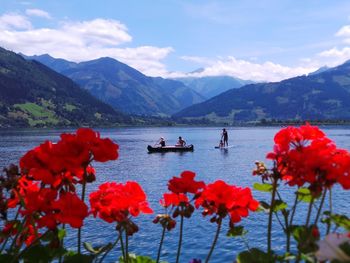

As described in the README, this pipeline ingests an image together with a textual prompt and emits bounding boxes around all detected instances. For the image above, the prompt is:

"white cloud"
[25,9,51,19]
[0,13,32,30]
[180,55,214,65]
[313,23,350,67]
[0,13,173,76]
[170,56,315,82]
[318,47,350,66]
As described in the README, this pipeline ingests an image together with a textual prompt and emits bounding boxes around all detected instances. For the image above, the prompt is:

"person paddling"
[176,136,186,147]
[221,128,228,147]
[157,137,166,147]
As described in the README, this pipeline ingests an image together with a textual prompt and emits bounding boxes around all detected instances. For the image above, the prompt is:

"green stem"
[326,188,332,235]
[125,230,129,263]
[283,212,290,254]
[267,178,278,253]
[205,219,222,263]
[78,180,87,254]
[175,208,184,263]
[296,196,315,262]
[98,235,120,263]
[314,190,327,225]
[119,230,126,262]
[289,193,298,226]
[305,197,314,227]
[8,218,25,253]
[59,224,66,263]
[156,226,166,263]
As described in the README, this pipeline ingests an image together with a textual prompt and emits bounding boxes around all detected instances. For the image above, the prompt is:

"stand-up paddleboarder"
[221,128,228,147]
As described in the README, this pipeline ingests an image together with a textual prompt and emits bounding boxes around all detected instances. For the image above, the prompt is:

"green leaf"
[21,244,67,262]
[339,242,350,257]
[253,183,273,193]
[256,201,270,212]
[21,244,51,263]
[119,254,157,263]
[290,225,318,254]
[227,225,247,237]
[300,253,315,262]
[58,229,66,241]
[236,248,275,263]
[291,225,306,243]
[63,254,94,263]
[296,188,312,203]
[322,212,350,231]
[276,252,296,261]
[83,242,112,255]
[272,200,287,212]
[0,254,14,262]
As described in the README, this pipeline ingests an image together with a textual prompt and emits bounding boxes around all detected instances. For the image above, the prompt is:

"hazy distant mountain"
[0,47,129,128]
[174,61,350,123]
[189,68,205,74]
[27,55,205,116]
[21,53,77,72]
[176,76,254,99]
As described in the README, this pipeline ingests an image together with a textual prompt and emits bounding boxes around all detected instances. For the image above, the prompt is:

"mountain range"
[0,47,129,128]
[25,54,205,116]
[174,61,350,123]
[4,46,350,127]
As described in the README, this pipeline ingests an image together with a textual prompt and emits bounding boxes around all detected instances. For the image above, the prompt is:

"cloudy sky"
[1,0,350,82]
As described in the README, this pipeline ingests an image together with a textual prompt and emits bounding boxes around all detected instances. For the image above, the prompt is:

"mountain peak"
[308,66,329,76]
[189,68,205,74]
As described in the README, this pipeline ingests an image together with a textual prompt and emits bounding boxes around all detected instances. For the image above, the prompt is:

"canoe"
[147,144,194,153]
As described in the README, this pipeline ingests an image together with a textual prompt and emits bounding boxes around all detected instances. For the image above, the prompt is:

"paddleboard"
[214,145,234,149]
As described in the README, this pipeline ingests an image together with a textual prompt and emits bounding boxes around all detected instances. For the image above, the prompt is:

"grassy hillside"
[0,47,131,128]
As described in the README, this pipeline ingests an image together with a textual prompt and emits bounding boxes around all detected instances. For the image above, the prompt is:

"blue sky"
[1,0,350,81]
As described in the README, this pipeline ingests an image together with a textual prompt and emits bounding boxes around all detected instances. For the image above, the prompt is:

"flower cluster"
[195,180,259,224]
[160,171,205,219]
[90,181,153,235]
[20,128,118,188]
[0,128,119,248]
[266,123,350,193]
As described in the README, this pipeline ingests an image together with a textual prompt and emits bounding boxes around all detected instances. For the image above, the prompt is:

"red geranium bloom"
[195,180,258,223]
[168,171,205,194]
[19,128,119,188]
[90,181,153,224]
[160,192,189,207]
[266,124,350,192]
[53,192,88,228]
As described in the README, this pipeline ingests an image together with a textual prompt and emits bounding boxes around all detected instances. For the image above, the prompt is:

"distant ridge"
[174,60,350,123]
[176,75,254,99]
[0,47,130,128]
[26,54,205,116]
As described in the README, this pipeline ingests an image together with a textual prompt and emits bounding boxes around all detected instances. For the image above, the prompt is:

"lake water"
[1,126,350,262]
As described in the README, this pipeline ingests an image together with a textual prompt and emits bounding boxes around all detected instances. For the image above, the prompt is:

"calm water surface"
[1,126,350,262]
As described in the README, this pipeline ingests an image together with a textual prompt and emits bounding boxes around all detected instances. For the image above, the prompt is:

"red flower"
[53,192,88,228]
[160,192,189,207]
[90,181,153,224]
[19,128,119,188]
[168,171,205,194]
[195,180,258,223]
[266,124,350,193]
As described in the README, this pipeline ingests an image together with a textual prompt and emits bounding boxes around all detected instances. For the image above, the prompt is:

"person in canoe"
[176,136,186,147]
[221,128,228,147]
[156,137,166,147]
